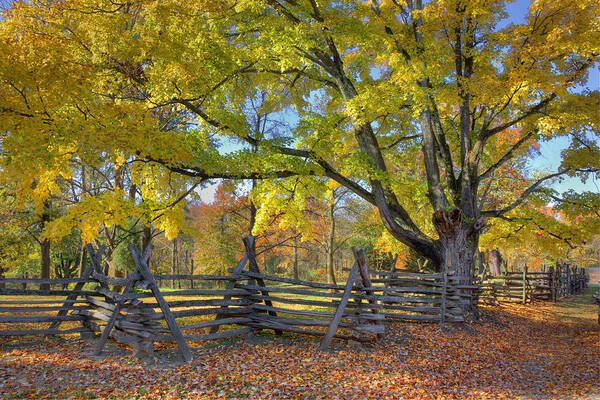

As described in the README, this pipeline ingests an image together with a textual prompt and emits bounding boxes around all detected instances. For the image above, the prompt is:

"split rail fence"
[0,237,472,361]
[479,263,588,304]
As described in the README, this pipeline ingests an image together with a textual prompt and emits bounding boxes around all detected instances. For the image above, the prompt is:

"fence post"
[318,262,359,351]
[566,265,572,295]
[130,244,193,363]
[352,248,384,340]
[549,266,556,302]
[440,248,449,329]
[48,244,105,333]
[242,236,281,335]
[209,253,249,334]
[522,265,527,305]
[558,264,563,298]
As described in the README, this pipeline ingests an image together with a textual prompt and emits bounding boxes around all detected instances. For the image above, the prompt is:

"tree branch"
[482,169,570,218]
[481,94,556,139]
[479,130,536,181]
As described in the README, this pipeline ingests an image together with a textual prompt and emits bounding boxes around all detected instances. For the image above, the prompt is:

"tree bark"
[171,237,178,288]
[40,200,52,290]
[477,250,485,276]
[293,235,299,280]
[489,249,502,277]
[432,208,484,317]
[40,238,51,290]
[79,245,87,277]
[326,200,337,285]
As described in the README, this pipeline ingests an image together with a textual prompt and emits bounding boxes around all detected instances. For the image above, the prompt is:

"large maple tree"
[0,0,598,285]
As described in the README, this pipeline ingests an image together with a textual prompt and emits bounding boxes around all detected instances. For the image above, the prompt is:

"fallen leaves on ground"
[0,294,598,400]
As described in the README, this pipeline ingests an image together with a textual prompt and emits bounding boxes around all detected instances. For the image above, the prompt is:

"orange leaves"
[0,297,599,399]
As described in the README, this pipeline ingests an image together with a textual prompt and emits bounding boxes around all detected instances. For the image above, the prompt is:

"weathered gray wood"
[140,307,253,321]
[91,245,148,356]
[0,278,92,285]
[0,315,85,323]
[249,321,363,341]
[73,309,111,323]
[522,266,527,305]
[440,248,449,329]
[0,327,88,336]
[358,286,443,295]
[93,286,129,302]
[380,304,443,313]
[254,304,336,318]
[162,288,251,297]
[353,248,384,339]
[360,293,445,303]
[249,294,384,310]
[167,298,254,308]
[101,288,250,300]
[319,262,359,351]
[91,271,141,287]
[112,332,144,345]
[353,324,386,335]
[117,326,155,340]
[49,245,105,332]
[243,236,281,335]
[0,299,87,304]
[240,271,346,291]
[253,313,381,328]
[85,296,116,311]
[0,305,93,313]
[179,317,251,331]
[382,312,464,322]
[153,274,238,281]
[209,254,249,334]
[130,243,193,363]
[124,299,253,311]
[0,288,96,296]
[93,288,130,356]
[253,314,332,326]
[115,319,151,332]
[237,284,346,298]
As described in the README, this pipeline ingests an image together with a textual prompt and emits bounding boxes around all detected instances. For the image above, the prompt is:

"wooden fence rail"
[0,237,477,361]
[479,263,588,305]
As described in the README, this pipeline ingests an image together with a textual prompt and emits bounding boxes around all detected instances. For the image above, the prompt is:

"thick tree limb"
[137,156,302,180]
[428,97,459,203]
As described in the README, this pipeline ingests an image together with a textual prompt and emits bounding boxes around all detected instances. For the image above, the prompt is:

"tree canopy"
[0,0,598,280]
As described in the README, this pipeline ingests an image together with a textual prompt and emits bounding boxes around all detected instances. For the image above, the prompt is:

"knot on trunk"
[432,208,462,240]
[469,216,486,235]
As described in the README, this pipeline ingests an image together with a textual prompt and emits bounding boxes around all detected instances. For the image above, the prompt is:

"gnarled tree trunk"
[432,208,484,317]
